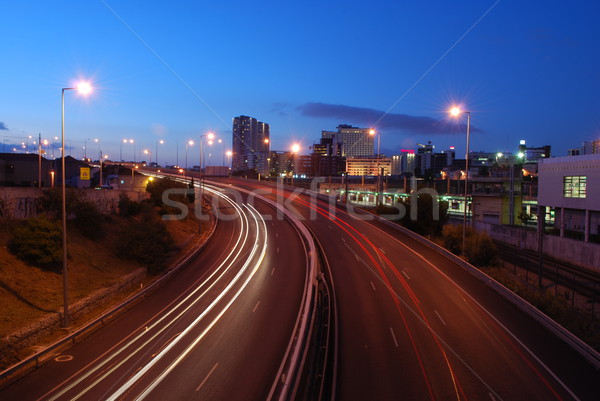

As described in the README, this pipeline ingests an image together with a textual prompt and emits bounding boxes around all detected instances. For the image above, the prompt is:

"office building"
[321,125,374,157]
[232,115,270,174]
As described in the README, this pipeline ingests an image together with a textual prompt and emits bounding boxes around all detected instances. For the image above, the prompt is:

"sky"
[1,1,600,166]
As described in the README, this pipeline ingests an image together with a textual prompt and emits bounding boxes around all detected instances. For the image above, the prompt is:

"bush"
[464,230,496,266]
[115,215,175,274]
[146,178,189,207]
[72,200,104,240]
[398,193,448,236]
[442,224,463,255]
[9,217,62,271]
[118,193,142,217]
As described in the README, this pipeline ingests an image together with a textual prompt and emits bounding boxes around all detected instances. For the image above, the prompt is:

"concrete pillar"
[585,209,590,243]
[560,207,565,237]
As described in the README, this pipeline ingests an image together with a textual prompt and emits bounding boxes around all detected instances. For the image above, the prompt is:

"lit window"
[563,176,586,198]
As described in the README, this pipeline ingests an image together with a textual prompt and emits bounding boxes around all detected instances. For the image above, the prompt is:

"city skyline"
[2,1,600,164]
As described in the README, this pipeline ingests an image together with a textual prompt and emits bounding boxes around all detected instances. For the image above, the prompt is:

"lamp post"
[226,150,232,171]
[100,153,108,187]
[185,140,194,170]
[199,132,215,207]
[291,143,300,186]
[449,106,471,253]
[61,81,92,327]
[155,139,164,169]
[369,129,381,205]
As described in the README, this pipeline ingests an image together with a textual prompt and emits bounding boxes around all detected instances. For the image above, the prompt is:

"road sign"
[80,167,90,180]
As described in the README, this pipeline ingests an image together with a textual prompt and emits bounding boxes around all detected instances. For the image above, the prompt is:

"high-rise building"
[232,115,270,174]
[321,124,374,157]
[581,140,600,155]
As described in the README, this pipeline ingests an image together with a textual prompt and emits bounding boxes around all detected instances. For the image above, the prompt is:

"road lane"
[226,178,597,401]
[0,182,308,401]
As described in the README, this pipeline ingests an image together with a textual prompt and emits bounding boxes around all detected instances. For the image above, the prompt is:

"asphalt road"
[0,184,308,401]
[226,178,598,401]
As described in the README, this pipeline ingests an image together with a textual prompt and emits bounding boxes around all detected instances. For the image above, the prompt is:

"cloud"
[0,122,8,130]
[297,102,478,135]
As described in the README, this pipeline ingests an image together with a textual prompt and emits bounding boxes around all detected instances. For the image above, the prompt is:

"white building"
[322,125,374,157]
[538,154,600,242]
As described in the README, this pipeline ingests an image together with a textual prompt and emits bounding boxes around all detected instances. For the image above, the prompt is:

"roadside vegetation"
[0,183,211,368]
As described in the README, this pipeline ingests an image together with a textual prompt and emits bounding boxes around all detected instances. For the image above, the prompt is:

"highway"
[0,184,309,400]
[226,178,598,401]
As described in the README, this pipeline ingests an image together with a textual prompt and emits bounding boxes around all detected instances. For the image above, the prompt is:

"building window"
[563,176,586,198]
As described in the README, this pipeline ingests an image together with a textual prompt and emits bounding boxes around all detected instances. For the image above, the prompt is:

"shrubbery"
[115,214,175,274]
[397,193,448,236]
[146,177,189,206]
[442,224,462,255]
[463,230,496,266]
[118,193,142,217]
[9,217,62,271]
[441,225,497,266]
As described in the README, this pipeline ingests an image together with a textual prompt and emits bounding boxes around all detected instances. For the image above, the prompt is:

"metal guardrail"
[365,210,600,371]
[292,184,600,370]
[0,201,218,388]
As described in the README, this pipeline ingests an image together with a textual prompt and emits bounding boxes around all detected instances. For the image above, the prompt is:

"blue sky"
[1,1,599,165]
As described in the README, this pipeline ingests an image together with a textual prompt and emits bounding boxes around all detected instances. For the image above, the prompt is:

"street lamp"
[143,149,152,166]
[369,129,381,205]
[156,139,165,168]
[291,143,300,186]
[61,81,92,327]
[226,150,232,170]
[449,106,471,254]
[199,132,216,207]
[185,140,194,170]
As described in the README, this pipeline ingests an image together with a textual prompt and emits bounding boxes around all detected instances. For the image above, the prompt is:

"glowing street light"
[185,140,194,170]
[60,81,93,326]
[448,105,471,254]
[369,128,382,205]
[226,150,233,169]
[155,139,165,169]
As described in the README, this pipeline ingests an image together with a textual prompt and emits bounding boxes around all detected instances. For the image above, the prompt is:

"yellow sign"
[80,167,91,180]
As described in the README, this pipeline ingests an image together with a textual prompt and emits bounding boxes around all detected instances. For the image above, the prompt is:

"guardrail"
[287,183,600,370]
[0,198,218,388]
[360,206,600,371]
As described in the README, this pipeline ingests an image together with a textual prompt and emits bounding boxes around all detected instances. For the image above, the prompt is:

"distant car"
[94,185,113,190]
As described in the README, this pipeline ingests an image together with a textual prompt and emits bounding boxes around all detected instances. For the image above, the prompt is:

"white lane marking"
[275,233,279,238]
[341,236,346,243]
[435,310,447,326]
[355,254,360,261]
[379,247,386,254]
[107,204,269,401]
[277,247,279,253]
[45,186,252,401]
[252,300,261,313]
[389,327,399,348]
[488,392,497,401]
[271,267,275,276]
[401,270,410,280]
[195,363,219,392]
[370,281,376,291]
[328,225,333,229]
[361,218,581,401]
